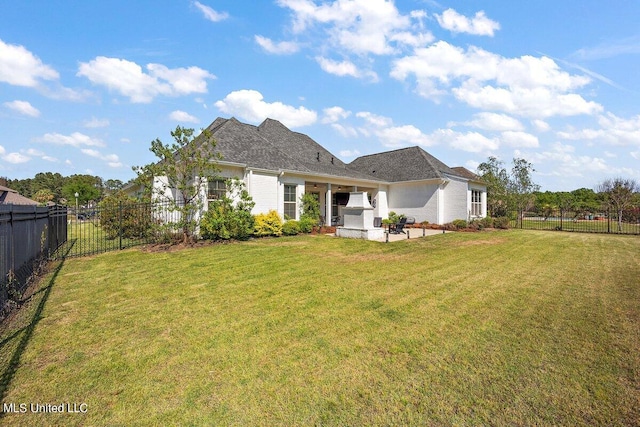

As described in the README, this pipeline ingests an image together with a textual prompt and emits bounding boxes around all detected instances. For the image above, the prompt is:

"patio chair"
[390,217,407,234]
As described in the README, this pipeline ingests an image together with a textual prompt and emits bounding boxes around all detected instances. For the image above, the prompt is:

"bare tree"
[597,178,639,232]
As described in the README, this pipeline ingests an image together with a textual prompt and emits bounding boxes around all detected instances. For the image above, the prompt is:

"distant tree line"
[1,172,126,206]
[477,156,639,230]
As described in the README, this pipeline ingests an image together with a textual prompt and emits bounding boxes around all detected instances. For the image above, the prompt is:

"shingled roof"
[347,146,465,182]
[203,117,379,181]
[0,185,38,205]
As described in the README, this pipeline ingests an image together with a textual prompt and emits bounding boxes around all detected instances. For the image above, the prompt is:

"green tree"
[99,191,152,239]
[33,188,54,205]
[62,174,102,206]
[104,179,124,194]
[597,178,639,231]
[476,156,510,217]
[509,158,539,224]
[133,126,221,243]
[32,172,66,202]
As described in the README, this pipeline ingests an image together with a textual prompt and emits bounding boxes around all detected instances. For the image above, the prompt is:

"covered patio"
[304,182,383,226]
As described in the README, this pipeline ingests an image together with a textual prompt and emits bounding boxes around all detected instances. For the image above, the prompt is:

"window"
[284,184,297,219]
[471,189,482,217]
[208,179,227,208]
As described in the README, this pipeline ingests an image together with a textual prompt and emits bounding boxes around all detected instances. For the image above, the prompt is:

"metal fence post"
[119,201,123,250]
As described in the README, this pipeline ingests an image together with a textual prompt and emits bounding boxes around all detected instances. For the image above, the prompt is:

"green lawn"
[1,231,639,426]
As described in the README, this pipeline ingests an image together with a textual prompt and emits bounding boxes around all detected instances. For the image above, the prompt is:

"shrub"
[298,216,315,233]
[452,219,468,229]
[493,216,510,229]
[479,217,494,229]
[300,193,321,223]
[99,191,152,239]
[386,211,406,224]
[282,220,300,235]
[254,210,283,236]
[200,179,255,240]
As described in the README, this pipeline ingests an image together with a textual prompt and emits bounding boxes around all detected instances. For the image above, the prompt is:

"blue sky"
[1,0,639,191]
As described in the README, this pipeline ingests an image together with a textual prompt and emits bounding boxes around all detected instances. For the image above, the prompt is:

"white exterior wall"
[248,171,279,214]
[372,186,389,220]
[387,181,440,223]
[442,176,469,223]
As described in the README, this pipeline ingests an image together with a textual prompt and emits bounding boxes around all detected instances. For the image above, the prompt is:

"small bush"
[493,216,510,229]
[254,210,283,236]
[282,220,300,235]
[298,216,316,233]
[452,219,468,229]
[99,191,152,239]
[200,179,255,240]
[479,217,494,228]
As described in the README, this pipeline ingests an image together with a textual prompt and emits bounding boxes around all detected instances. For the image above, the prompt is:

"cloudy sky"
[1,0,639,191]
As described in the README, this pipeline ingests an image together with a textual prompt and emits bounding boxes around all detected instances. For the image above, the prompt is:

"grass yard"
[0,230,638,425]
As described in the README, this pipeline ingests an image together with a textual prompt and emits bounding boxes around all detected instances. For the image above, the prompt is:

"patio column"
[325,183,332,226]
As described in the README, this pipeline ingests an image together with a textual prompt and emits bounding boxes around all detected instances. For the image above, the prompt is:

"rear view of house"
[151,117,486,226]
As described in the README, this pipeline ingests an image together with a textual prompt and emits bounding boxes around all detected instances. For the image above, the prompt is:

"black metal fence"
[509,208,640,235]
[0,204,67,311]
[52,200,180,259]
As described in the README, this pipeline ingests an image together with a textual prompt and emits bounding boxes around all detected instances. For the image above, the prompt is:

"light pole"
[75,192,79,222]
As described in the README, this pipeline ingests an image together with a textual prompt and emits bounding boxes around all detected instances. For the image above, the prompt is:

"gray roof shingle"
[199,117,468,184]
[203,117,379,181]
[348,146,464,182]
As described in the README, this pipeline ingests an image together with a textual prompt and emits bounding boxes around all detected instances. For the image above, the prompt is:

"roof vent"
[331,157,334,164]
[317,152,320,161]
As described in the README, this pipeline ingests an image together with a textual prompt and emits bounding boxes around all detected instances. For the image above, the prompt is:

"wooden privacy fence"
[0,204,67,313]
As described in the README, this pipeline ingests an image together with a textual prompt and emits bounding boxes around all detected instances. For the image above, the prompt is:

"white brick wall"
[387,181,439,223]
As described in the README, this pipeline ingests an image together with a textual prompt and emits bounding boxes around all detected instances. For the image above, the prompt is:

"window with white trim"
[207,179,227,208]
[284,184,297,219]
[471,189,482,217]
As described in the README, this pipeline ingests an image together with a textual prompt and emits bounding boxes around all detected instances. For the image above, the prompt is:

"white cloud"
[631,151,640,160]
[193,1,229,22]
[527,143,609,177]
[0,39,59,87]
[214,89,317,128]
[2,152,31,164]
[339,149,361,157]
[39,132,105,147]
[444,130,499,153]
[532,119,550,132]
[376,124,435,148]
[356,111,393,127]
[81,148,123,168]
[22,148,58,162]
[77,57,215,103]
[453,81,602,118]
[460,112,524,131]
[169,110,200,123]
[331,123,359,138]
[315,56,378,81]
[84,117,110,128]
[557,112,640,146]
[500,131,539,148]
[435,8,500,37]
[322,106,351,123]
[391,41,601,118]
[255,36,300,55]
[277,0,412,55]
[3,100,40,117]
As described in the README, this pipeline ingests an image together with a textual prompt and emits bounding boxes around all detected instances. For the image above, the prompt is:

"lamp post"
[75,192,79,222]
